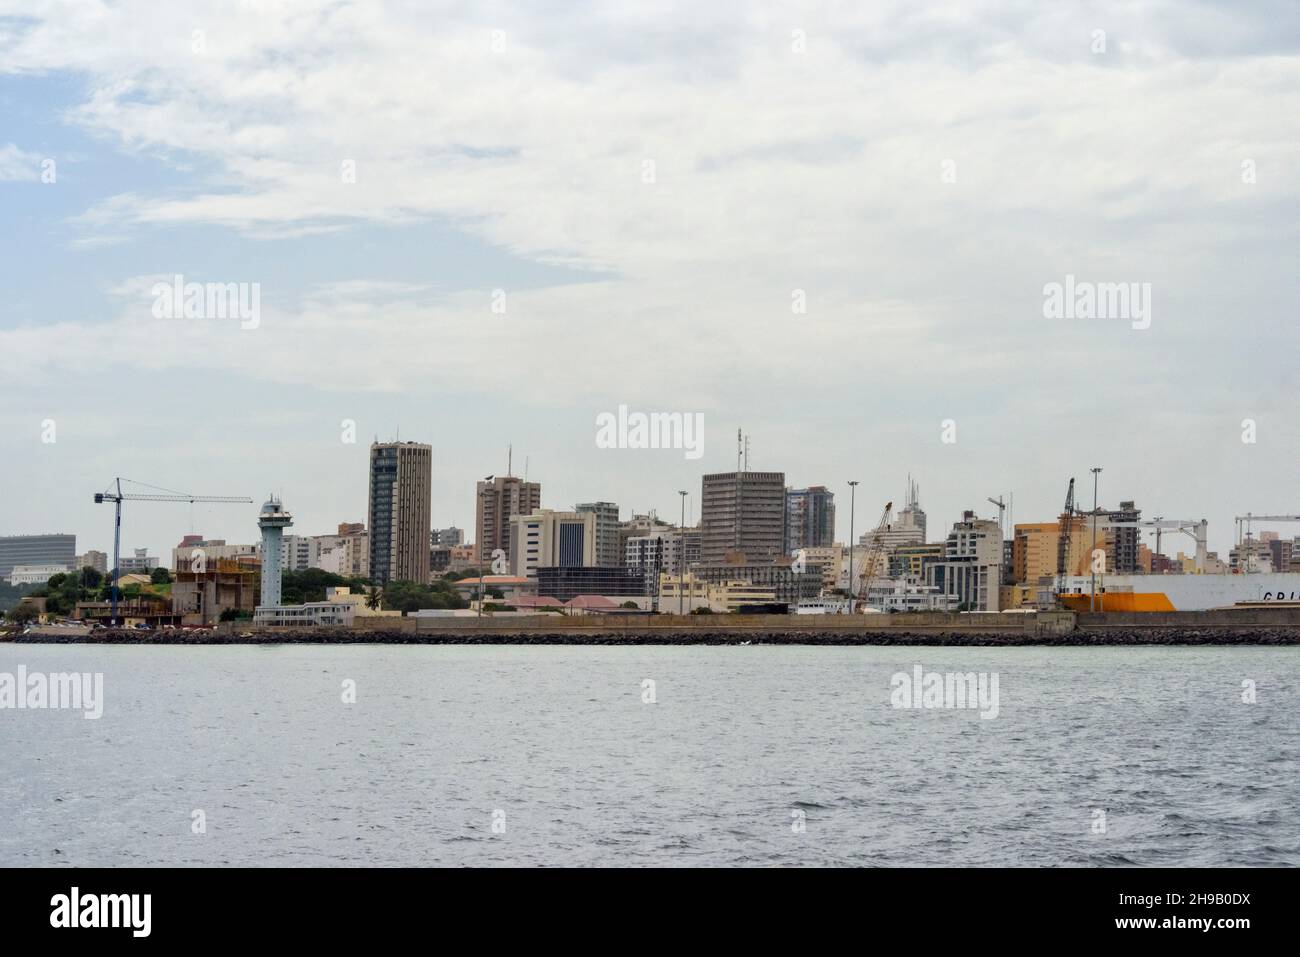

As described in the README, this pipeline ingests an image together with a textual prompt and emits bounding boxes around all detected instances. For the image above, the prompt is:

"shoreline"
[5,628,1299,646]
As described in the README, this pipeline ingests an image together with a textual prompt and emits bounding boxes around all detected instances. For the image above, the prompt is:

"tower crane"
[94,478,253,624]
[987,495,1008,541]
[856,502,893,612]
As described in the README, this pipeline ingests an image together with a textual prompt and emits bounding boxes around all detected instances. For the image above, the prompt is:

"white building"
[7,563,72,586]
[924,511,1002,611]
[508,510,596,580]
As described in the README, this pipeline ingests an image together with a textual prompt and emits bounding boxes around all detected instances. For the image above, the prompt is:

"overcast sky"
[2,0,1298,560]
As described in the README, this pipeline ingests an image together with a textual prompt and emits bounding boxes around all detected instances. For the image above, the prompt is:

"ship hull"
[1055,573,1300,612]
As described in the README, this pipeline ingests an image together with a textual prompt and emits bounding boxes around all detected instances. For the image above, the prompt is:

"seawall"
[7,608,1300,644]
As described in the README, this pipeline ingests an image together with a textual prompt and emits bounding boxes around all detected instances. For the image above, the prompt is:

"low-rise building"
[536,566,648,603]
[7,563,72,586]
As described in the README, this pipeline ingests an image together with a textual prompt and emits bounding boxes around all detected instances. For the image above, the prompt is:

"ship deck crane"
[1092,517,1210,573]
[94,478,253,624]
[1234,514,1300,572]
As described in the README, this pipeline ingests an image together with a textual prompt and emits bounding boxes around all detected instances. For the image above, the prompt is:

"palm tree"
[365,585,383,610]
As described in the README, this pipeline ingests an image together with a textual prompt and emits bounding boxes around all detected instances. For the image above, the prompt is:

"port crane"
[1089,516,1210,573]
[1233,514,1300,573]
[856,501,893,612]
[94,478,253,624]
[1055,478,1076,596]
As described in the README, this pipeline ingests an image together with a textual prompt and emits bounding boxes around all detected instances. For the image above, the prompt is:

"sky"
[1,0,1298,561]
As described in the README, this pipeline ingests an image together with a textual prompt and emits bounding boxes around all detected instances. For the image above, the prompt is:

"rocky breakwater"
[7,627,1300,646]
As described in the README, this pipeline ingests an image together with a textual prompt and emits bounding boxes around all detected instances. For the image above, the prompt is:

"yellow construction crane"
[94,477,253,624]
[856,501,893,612]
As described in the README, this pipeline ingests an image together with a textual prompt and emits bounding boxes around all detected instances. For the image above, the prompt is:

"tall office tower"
[576,502,621,566]
[700,470,786,565]
[475,474,541,566]
[257,496,293,607]
[368,441,433,585]
[784,486,836,551]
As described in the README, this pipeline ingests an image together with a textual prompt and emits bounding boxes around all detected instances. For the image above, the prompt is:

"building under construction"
[171,558,259,626]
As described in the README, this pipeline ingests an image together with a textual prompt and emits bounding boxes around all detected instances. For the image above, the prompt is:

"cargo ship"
[1054,573,1300,612]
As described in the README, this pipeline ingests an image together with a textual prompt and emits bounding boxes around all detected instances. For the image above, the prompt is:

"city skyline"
[2,3,1297,568]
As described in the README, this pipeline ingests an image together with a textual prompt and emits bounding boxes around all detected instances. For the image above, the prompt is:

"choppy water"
[0,643,1295,866]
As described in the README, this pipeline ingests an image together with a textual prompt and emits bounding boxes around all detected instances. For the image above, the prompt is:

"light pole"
[847,480,859,614]
[1089,467,1102,613]
[477,474,493,618]
[678,490,688,615]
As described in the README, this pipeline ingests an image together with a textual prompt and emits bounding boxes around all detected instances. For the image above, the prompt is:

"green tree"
[150,567,172,585]
[7,603,39,626]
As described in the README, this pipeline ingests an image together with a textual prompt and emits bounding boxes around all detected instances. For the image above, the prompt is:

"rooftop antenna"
[736,429,742,473]
[524,456,529,482]
[508,444,512,477]
[744,433,750,471]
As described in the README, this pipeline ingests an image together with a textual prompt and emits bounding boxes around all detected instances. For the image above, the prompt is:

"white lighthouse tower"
[257,495,293,608]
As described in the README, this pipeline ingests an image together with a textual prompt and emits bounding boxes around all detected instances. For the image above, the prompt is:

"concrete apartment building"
[1103,500,1141,574]
[926,511,1003,611]
[700,471,786,565]
[691,559,823,605]
[0,534,75,581]
[1011,518,1095,584]
[575,502,621,566]
[368,441,433,585]
[475,474,541,565]
[77,550,108,575]
[171,538,258,572]
[507,509,596,580]
[784,486,836,551]
[433,526,464,546]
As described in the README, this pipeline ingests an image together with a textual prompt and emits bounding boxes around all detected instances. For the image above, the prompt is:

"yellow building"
[658,573,778,613]
[1012,519,1105,583]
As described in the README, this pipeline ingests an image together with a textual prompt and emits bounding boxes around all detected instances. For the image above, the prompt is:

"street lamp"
[477,474,494,618]
[847,480,859,614]
[1090,467,1102,613]
[678,490,688,616]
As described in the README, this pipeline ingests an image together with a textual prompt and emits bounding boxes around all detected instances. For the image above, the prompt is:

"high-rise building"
[507,509,595,580]
[575,502,621,566]
[700,471,786,564]
[784,486,836,551]
[475,474,541,566]
[369,441,433,585]
[0,534,75,580]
